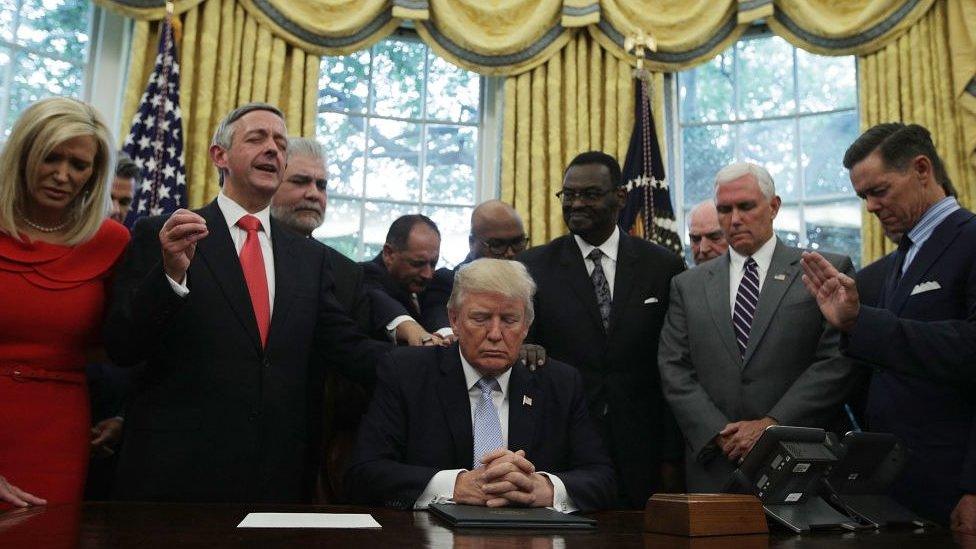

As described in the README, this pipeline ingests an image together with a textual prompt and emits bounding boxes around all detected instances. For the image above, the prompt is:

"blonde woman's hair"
[0,97,114,245]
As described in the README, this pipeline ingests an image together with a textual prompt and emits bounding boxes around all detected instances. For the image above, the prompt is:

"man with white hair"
[658,161,858,491]
[687,199,728,265]
[345,258,616,512]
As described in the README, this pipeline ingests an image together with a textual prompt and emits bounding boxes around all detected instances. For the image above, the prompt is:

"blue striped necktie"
[733,257,760,357]
[472,376,504,468]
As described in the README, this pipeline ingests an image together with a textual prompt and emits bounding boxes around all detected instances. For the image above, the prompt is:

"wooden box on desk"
[644,494,768,537]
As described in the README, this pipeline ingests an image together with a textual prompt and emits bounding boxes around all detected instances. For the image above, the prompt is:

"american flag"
[618,74,683,257]
[122,16,186,227]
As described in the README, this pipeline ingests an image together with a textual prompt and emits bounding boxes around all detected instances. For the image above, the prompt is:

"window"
[0,0,93,136]
[315,36,483,267]
[672,33,861,266]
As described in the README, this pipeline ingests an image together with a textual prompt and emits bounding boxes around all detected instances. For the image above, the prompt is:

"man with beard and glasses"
[517,151,686,508]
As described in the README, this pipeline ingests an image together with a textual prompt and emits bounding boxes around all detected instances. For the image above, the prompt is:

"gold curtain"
[500,32,666,244]
[119,0,321,208]
[857,0,976,263]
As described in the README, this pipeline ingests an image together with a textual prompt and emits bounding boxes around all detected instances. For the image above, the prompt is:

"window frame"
[667,27,861,261]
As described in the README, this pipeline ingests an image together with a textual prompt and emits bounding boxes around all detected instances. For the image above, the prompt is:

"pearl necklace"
[21,215,69,233]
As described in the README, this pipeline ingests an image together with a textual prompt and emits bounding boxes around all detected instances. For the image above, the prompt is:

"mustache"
[290,200,323,214]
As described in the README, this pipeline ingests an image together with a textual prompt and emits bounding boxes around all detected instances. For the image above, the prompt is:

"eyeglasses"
[555,187,611,203]
[474,236,529,255]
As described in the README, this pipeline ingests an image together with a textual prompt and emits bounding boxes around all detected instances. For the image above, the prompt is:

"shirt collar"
[906,196,959,246]
[728,234,777,274]
[574,225,620,263]
[217,191,273,237]
[459,348,512,396]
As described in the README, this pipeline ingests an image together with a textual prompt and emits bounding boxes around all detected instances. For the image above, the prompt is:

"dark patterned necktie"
[733,257,759,357]
[588,248,612,332]
[884,235,913,309]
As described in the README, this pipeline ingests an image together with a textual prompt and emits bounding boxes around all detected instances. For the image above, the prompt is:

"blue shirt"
[902,196,960,274]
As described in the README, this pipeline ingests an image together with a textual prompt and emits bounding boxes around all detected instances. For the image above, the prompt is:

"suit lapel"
[266,218,299,348]
[436,347,474,466]
[506,364,538,454]
[742,241,799,366]
[608,234,638,335]
[195,201,262,352]
[889,209,974,313]
[557,236,605,335]
[705,256,742,365]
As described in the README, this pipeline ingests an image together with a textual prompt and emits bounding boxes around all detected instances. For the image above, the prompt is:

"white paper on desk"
[237,513,381,529]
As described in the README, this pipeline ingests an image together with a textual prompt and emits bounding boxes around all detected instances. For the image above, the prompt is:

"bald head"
[688,200,728,265]
[469,200,527,259]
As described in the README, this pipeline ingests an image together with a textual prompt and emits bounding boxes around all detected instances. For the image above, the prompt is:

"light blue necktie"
[472,376,504,468]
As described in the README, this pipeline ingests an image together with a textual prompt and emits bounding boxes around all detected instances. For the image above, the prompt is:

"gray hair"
[211,102,285,185]
[448,258,536,325]
[714,162,776,200]
[286,136,325,163]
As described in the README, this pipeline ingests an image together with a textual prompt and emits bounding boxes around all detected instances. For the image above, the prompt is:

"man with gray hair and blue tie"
[345,258,616,512]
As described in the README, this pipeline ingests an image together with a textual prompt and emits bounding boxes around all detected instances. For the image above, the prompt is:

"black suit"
[848,207,976,522]
[344,344,617,512]
[517,232,686,507]
[105,200,388,503]
[361,254,453,334]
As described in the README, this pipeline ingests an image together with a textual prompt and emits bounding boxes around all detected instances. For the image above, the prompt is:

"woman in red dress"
[0,97,129,507]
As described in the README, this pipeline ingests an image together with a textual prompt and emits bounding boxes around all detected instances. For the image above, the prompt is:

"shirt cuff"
[435,327,454,337]
[414,469,464,509]
[538,472,577,513]
[386,315,414,332]
[166,273,189,297]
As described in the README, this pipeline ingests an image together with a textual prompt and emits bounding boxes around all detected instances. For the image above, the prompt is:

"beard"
[271,201,323,236]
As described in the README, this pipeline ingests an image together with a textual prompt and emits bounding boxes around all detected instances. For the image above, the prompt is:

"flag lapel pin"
[522,395,533,407]
[774,273,786,281]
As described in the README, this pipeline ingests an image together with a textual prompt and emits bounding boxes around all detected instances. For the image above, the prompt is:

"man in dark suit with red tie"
[802,123,976,530]
[517,151,686,508]
[105,103,388,503]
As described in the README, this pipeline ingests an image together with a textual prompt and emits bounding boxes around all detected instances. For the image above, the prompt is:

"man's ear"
[912,154,934,184]
[381,243,396,268]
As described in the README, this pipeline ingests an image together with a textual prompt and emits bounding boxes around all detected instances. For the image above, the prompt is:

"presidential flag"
[122,15,186,227]
[618,75,682,256]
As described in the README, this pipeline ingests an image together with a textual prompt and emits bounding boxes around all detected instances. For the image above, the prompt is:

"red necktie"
[236,215,270,347]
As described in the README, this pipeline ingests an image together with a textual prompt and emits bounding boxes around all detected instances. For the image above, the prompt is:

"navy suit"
[517,233,685,507]
[361,255,453,335]
[848,208,976,522]
[344,344,617,512]
[105,200,388,503]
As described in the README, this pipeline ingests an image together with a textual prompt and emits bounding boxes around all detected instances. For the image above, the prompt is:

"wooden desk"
[0,502,960,548]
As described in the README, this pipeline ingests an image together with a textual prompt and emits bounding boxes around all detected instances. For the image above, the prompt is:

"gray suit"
[658,239,857,491]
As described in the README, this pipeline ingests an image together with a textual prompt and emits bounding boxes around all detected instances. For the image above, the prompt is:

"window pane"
[314,197,362,258]
[736,35,795,119]
[679,51,734,123]
[773,205,801,248]
[17,0,90,62]
[801,110,858,198]
[423,205,473,268]
[362,201,416,259]
[7,50,85,133]
[318,112,365,197]
[739,118,797,200]
[0,0,18,42]
[805,201,862,267]
[682,123,734,205]
[319,50,370,114]
[365,119,420,201]
[424,125,476,205]
[797,50,856,113]
[426,54,479,124]
[371,40,425,119]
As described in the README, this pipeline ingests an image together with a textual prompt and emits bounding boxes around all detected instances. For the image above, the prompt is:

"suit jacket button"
[263,357,271,368]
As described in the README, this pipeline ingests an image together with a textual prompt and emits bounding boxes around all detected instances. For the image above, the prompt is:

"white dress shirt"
[413,349,576,512]
[573,226,620,299]
[727,235,777,316]
[166,192,276,315]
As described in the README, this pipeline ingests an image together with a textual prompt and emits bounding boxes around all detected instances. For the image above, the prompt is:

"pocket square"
[911,281,941,295]
[644,297,659,304]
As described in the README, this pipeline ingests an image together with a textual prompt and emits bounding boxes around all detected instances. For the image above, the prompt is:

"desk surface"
[0,502,960,548]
